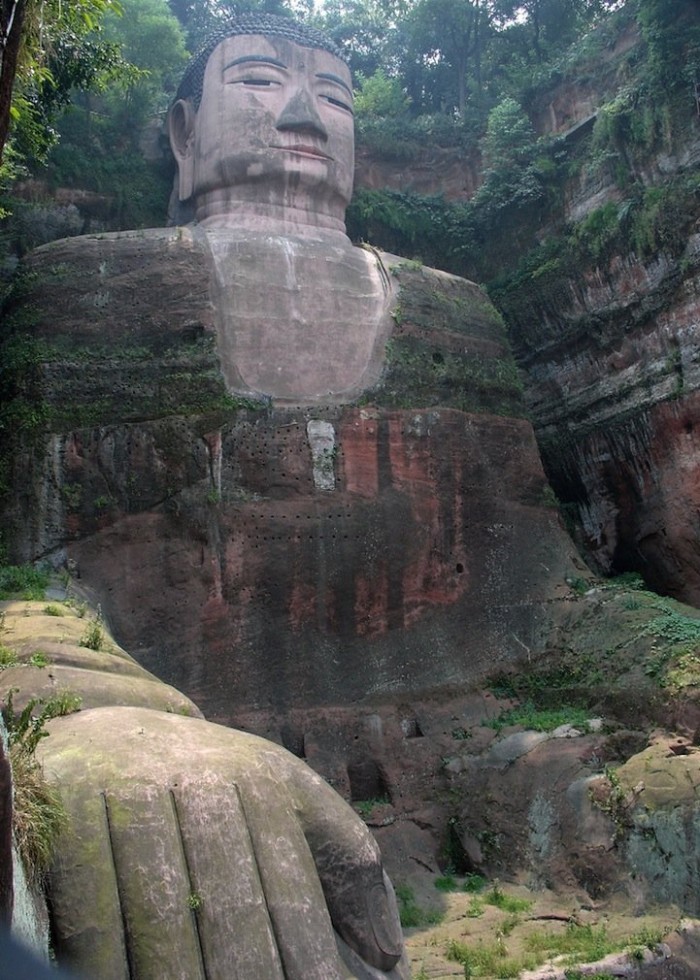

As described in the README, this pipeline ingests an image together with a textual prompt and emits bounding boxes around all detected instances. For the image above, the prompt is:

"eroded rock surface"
[1,231,581,730]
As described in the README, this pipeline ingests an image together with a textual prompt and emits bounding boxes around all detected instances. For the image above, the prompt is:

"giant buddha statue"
[0,15,583,975]
[2,15,579,733]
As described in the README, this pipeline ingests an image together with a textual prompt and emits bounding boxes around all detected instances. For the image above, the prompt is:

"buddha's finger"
[49,780,289,980]
[236,767,347,980]
[171,778,286,980]
[264,751,405,974]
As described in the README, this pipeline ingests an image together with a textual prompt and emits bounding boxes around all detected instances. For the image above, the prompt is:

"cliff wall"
[495,71,700,602]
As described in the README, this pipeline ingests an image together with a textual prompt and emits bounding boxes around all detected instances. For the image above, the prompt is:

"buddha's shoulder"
[367,248,503,342]
[25,226,205,266]
[15,227,212,311]
[30,227,196,249]
[9,228,213,342]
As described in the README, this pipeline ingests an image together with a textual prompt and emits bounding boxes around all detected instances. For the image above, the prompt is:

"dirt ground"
[399,868,693,979]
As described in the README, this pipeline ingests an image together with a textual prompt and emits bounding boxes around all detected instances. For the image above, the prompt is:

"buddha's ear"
[169,99,196,201]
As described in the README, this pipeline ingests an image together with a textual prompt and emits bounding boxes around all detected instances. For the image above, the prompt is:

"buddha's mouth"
[272,143,332,160]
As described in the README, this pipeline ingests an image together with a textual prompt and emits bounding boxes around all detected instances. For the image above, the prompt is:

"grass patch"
[0,565,49,600]
[42,604,65,617]
[484,883,533,914]
[9,741,67,880]
[484,701,592,734]
[79,616,104,652]
[3,688,81,878]
[435,874,459,892]
[435,871,490,894]
[354,795,391,817]
[464,873,487,892]
[446,919,669,979]
[524,922,612,962]
[446,937,538,977]
[466,896,485,917]
[642,602,700,646]
[396,884,444,928]
[0,645,18,669]
[63,598,87,618]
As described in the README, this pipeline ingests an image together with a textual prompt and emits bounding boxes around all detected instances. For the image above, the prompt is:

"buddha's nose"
[276,88,328,141]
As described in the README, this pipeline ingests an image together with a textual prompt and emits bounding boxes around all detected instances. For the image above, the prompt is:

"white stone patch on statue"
[202,230,395,404]
[307,420,336,491]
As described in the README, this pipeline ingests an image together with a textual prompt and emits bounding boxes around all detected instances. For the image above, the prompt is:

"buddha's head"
[169,16,354,233]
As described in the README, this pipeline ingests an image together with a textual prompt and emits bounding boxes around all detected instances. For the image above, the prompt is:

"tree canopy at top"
[0,0,130,167]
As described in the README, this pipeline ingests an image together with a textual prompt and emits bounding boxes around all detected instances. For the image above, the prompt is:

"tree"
[400,0,495,117]
[0,0,122,165]
[102,0,187,133]
[473,95,545,217]
[320,0,405,78]
[491,0,623,63]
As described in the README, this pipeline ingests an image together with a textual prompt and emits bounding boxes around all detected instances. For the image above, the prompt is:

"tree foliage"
[168,0,299,51]
[101,0,188,130]
[0,0,124,165]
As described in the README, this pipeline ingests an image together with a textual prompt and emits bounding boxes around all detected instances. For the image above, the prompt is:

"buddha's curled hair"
[176,15,347,110]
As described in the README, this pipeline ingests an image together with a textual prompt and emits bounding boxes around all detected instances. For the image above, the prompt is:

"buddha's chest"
[204,232,394,404]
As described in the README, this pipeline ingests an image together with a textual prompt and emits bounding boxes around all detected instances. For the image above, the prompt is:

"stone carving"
[1,599,408,978]
[169,17,354,234]
[1,17,410,980]
[0,17,587,977]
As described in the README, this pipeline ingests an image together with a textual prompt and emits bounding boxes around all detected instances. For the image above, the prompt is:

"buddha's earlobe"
[169,100,196,201]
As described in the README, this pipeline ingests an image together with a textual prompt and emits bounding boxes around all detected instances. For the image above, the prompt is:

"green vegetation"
[464,873,487,892]
[0,0,128,172]
[354,795,391,817]
[484,702,593,734]
[28,651,50,668]
[80,616,105,652]
[3,687,82,877]
[447,935,538,978]
[483,883,532,914]
[395,884,444,928]
[466,895,485,918]
[524,920,664,965]
[43,604,65,617]
[0,564,49,600]
[484,573,700,720]
[445,917,668,978]
[0,646,18,670]
[435,873,459,891]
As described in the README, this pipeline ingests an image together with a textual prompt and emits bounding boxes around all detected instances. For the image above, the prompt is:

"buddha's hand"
[40,706,408,980]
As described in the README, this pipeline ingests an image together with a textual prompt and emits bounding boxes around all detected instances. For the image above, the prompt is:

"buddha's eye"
[321,94,353,114]
[226,76,280,87]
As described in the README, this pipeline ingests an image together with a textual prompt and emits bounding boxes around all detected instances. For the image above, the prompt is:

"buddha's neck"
[193,192,349,242]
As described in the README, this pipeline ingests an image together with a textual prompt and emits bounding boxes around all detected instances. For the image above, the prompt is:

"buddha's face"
[176,34,355,215]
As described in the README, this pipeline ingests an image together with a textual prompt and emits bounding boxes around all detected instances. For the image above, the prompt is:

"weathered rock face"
[613,733,700,915]
[354,145,481,202]
[1,229,580,728]
[486,5,700,605]
[358,15,700,611]
[507,229,700,604]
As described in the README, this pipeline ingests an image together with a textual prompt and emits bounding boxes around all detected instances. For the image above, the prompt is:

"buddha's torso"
[201,228,395,403]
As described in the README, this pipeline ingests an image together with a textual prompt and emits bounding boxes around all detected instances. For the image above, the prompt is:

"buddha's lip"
[272,143,332,160]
